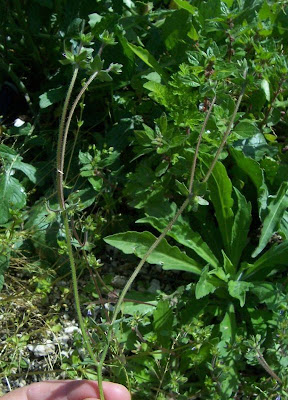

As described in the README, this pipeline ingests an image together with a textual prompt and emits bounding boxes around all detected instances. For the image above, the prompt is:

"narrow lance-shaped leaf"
[126,42,168,82]
[229,148,268,217]
[252,181,288,257]
[230,188,252,267]
[202,156,234,257]
[104,231,202,275]
[137,214,219,268]
[244,240,288,280]
[220,302,236,343]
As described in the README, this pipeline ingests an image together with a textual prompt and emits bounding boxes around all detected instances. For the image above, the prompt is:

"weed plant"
[1,0,288,399]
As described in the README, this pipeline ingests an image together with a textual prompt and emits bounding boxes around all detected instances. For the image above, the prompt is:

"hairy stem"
[203,69,248,183]
[57,67,106,400]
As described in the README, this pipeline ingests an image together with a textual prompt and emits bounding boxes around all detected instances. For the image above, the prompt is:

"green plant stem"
[66,92,86,179]
[57,67,79,208]
[255,348,282,384]
[58,71,99,205]
[203,69,248,183]
[57,68,106,400]
[188,94,217,193]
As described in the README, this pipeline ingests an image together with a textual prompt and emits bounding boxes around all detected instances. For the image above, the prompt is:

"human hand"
[0,380,131,400]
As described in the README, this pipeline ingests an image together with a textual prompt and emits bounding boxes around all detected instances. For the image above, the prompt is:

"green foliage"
[1,0,288,398]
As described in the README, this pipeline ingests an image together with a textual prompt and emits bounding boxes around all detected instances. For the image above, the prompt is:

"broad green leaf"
[230,188,251,266]
[220,303,236,343]
[137,213,219,268]
[0,174,26,224]
[126,42,168,81]
[252,181,288,257]
[39,86,66,108]
[244,241,288,279]
[203,157,234,256]
[122,291,157,316]
[104,231,202,274]
[153,300,173,348]
[195,266,217,299]
[173,0,197,14]
[88,13,102,29]
[228,280,254,307]
[229,147,268,216]
[233,121,260,139]
[0,145,36,182]
[251,283,281,309]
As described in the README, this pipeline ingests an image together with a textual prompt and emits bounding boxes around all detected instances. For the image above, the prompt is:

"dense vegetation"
[1,0,288,398]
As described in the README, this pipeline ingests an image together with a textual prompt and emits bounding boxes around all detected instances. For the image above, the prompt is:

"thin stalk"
[57,70,99,208]
[66,92,86,179]
[255,348,282,384]
[203,69,248,183]
[57,68,106,400]
[188,95,217,193]
[56,67,79,208]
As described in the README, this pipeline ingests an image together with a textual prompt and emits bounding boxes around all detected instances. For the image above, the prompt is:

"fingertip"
[102,382,131,400]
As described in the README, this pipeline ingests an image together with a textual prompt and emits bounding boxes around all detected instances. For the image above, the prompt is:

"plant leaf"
[220,303,236,342]
[104,231,202,274]
[126,42,168,81]
[244,241,288,279]
[202,157,234,256]
[195,265,217,299]
[252,181,288,257]
[0,174,26,224]
[137,215,219,268]
[261,79,270,101]
[173,0,197,14]
[153,300,173,348]
[0,144,36,182]
[228,280,254,307]
[39,86,66,108]
[230,188,252,266]
[229,147,268,217]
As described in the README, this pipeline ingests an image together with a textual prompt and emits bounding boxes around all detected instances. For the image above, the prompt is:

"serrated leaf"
[230,188,251,266]
[195,265,217,299]
[228,280,254,307]
[89,55,104,73]
[252,181,288,257]
[104,231,202,274]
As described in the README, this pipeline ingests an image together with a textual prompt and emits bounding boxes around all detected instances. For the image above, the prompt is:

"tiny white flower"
[14,118,25,127]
